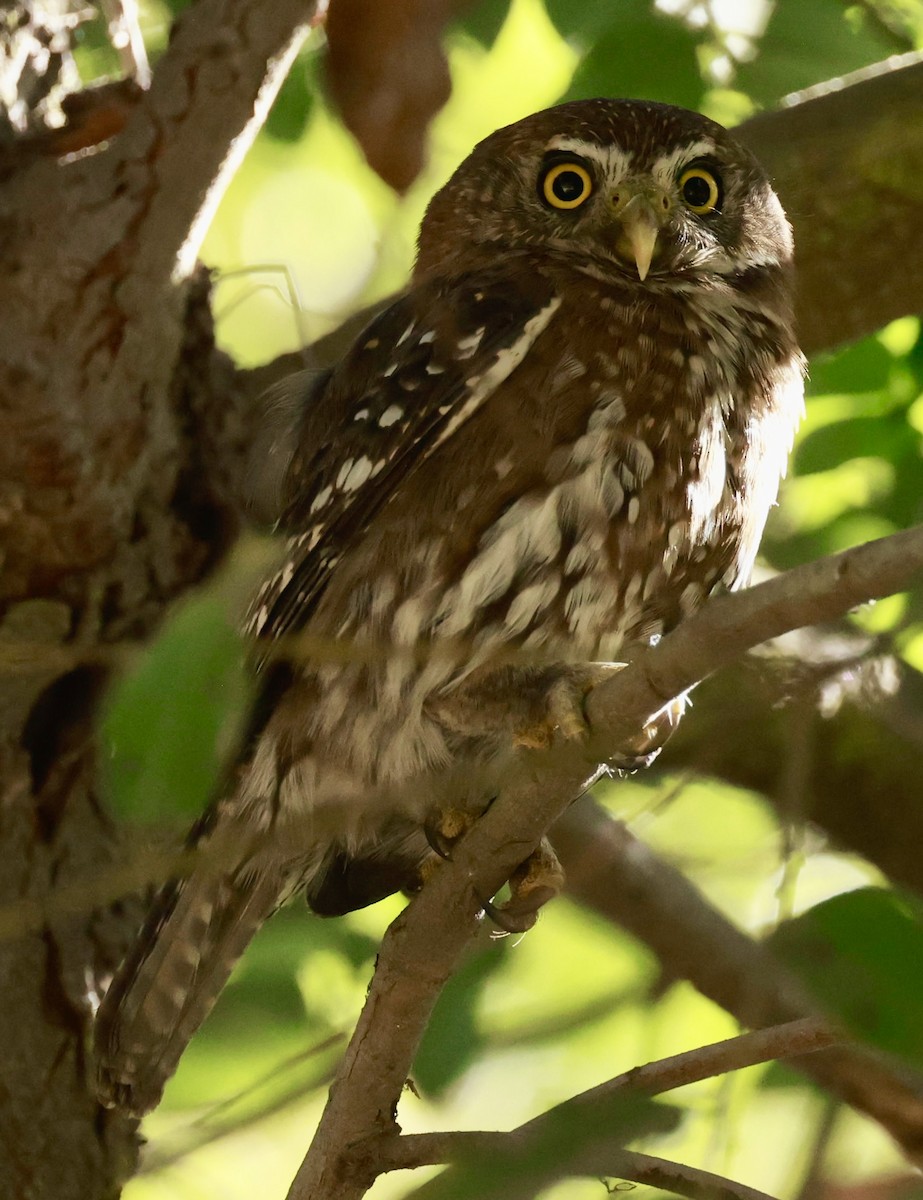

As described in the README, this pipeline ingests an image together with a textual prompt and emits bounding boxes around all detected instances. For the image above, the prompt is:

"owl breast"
[299,274,800,789]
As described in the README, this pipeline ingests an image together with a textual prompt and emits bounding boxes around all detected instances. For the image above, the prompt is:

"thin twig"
[379,1019,835,1191]
[519,1017,837,1123]
[140,1036,343,1175]
[393,1137,780,1200]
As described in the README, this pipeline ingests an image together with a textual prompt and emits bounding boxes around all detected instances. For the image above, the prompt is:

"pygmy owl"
[95,98,804,1115]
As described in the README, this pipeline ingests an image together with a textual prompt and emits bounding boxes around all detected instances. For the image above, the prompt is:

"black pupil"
[683,174,714,208]
[552,170,585,202]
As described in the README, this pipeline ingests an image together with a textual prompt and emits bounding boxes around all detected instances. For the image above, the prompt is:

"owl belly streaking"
[95,98,804,1115]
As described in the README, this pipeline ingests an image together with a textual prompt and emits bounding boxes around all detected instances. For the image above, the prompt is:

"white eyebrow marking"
[545,138,631,183]
[652,140,720,187]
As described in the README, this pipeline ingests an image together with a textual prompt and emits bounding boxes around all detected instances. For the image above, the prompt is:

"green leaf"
[266,54,316,143]
[794,416,909,477]
[809,336,894,396]
[458,0,513,48]
[563,1,705,111]
[771,887,923,1072]
[100,590,253,826]
[544,0,622,42]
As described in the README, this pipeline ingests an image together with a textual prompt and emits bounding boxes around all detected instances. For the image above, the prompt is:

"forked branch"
[285,525,923,1200]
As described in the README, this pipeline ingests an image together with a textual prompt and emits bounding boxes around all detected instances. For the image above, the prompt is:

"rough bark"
[0,0,313,1194]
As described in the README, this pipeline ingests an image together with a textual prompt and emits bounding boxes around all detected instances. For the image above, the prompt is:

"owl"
[95,98,804,1115]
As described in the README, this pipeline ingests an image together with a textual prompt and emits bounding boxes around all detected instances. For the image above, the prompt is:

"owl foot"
[516,662,628,749]
[428,662,628,751]
[488,836,565,933]
[608,693,688,772]
[421,810,563,932]
[423,806,472,860]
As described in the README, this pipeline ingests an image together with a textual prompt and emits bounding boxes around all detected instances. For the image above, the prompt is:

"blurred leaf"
[816,511,898,554]
[237,905,378,982]
[771,887,923,1073]
[735,0,894,106]
[809,337,894,396]
[100,590,253,827]
[563,1,705,110]
[265,55,317,143]
[324,0,456,191]
[73,12,122,80]
[459,0,512,47]
[217,964,307,1030]
[414,941,504,1094]
[544,0,622,41]
[794,418,910,476]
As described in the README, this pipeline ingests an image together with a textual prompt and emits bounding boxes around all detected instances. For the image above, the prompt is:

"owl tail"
[94,846,283,1117]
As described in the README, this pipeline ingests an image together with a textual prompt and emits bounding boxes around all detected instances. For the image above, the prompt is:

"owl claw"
[424,807,478,859]
[510,662,627,749]
[606,693,688,771]
[481,836,565,934]
[420,811,564,933]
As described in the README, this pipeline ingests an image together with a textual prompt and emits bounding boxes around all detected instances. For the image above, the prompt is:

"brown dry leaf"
[324,0,469,192]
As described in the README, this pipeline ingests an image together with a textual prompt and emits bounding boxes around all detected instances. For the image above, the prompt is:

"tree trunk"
[0,1,311,1192]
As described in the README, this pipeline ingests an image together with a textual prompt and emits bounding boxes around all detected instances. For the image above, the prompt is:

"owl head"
[416,98,792,288]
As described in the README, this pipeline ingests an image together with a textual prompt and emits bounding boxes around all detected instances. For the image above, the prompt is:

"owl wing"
[247,266,561,647]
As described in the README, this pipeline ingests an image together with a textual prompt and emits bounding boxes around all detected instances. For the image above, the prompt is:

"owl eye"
[540,160,594,210]
[679,165,722,214]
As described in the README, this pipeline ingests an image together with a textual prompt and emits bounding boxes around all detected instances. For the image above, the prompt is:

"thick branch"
[286,526,923,1199]
[87,0,314,285]
[658,650,923,899]
[738,53,923,354]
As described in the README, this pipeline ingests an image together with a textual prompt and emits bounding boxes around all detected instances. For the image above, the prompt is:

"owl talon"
[423,817,452,861]
[424,807,478,860]
[607,693,688,771]
[430,662,629,750]
[480,836,565,934]
[536,662,628,746]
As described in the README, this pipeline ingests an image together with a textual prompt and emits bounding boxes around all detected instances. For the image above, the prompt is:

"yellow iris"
[541,161,593,210]
[679,166,721,214]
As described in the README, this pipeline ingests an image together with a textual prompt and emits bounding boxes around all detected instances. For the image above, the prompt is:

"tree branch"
[376,1020,833,1199]
[656,647,923,900]
[87,0,315,285]
[738,53,923,354]
[555,803,923,1164]
[518,1018,837,1122]
[398,1140,782,1200]
[285,526,923,1199]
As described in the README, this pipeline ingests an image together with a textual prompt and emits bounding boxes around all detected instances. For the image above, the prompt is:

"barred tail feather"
[94,861,283,1117]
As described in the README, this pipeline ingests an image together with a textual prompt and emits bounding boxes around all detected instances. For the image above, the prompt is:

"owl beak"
[612,190,672,282]
[618,199,662,282]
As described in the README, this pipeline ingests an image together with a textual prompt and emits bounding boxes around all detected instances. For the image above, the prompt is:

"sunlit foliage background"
[79,1,923,1196]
